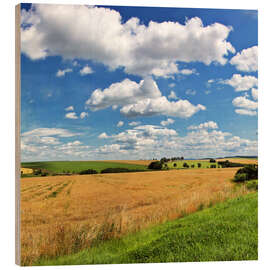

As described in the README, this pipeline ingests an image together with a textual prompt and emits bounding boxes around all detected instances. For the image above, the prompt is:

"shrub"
[191,164,195,168]
[34,168,42,175]
[79,169,98,175]
[183,162,188,168]
[246,180,258,191]
[173,163,177,167]
[41,172,49,177]
[235,165,258,180]
[197,163,201,168]
[233,173,248,182]
[148,161,163,170]
[210,164,216,168]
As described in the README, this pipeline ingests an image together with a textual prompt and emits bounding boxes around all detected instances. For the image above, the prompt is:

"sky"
[20,3,258,162]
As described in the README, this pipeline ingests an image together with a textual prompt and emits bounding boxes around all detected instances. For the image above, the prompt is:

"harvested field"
[21,168,33,174]
[216,158,258,165]
[20,168,250,265]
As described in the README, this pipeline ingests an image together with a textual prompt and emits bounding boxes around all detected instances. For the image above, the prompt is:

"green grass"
[21,161,148,174]
[36,192,258,265]
[166,160,221,169]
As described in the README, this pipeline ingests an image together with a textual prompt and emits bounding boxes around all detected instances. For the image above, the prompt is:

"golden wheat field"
[20,167,250,265]
[21,167,33,174]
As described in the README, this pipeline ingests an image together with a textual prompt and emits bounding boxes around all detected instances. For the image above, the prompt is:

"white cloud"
[129,121,141,126]
[65,112,78,119]
[168,90,178,100]
[65,106,74,111]
[221,74,258,91]
[120,96,206,118]
[79,65,93,76]
[21,128,79,138]
[232,96,258,110]
[56,68,72,77]
[98,132,109,139]
[86,77,162,111]
[117,121,124,127]
[179,69,197,75]
[21,5,235,77]
[86,77,205,118]
[188,121,218,130]
[161,118,175,126]
[235,109,257,116]
[169,83,176,88]
[80,112,88,119]
[93,125,257,159]
[207,79,215,84]
[205,90,211,95]
[185,89,196,96]
[230,46,258,72]
[251,88,258,100]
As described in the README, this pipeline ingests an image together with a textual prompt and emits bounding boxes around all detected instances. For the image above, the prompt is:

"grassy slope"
[37,192,258,266]
[166,160,221,169]
[21,161,148,173]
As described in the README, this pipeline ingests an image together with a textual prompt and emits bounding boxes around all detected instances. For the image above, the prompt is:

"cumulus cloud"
[221,74,258,91]
[80,112,88,119]
[235,109,257,116]
[117,121,124,127]
[79,65,93,76]
[188,121,218,130]
[230,46,258,72]
[168,90,178,100]
[232,96,258,110]
[93,125,257,159]
[161,118,175,126]
[56,68,72,77]
[251,88,258,100]
[98,132,109,139]
[86,77,161,111]
[65,106,74,111]
[86,77,206,118]
[65,112,78,119]
[185,89,196,96]
[169,83,176,88]
[179,69,197,75]
[21,5,235,77]
[129,121,141,126]
[120,96,206,118]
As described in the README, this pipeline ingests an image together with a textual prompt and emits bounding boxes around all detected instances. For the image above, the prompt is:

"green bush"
[148,161,163,170]
[235,165,258,180]
[197,163,201,168]
[246,180,258,191]
[233,173,248,182]
[79,169,98,175]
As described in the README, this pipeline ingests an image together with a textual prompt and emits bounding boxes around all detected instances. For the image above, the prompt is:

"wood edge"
[15,3,21,266]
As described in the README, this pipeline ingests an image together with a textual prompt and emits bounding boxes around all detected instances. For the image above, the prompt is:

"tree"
[180,156,184,160]
[148,161,163,170]
[173,163,177,167]
[197,163,201,168]
[191,164,195,168]
[209,158,216,163]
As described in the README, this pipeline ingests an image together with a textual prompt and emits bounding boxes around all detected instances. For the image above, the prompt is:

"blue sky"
[20,4,258,161]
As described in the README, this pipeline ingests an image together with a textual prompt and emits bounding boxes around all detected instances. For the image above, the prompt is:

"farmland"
[21,160,148,174]
[20,167,252,265]
[37,192,258,265]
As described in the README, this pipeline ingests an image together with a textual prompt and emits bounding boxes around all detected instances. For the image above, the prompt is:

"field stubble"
[21,168,250,265]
